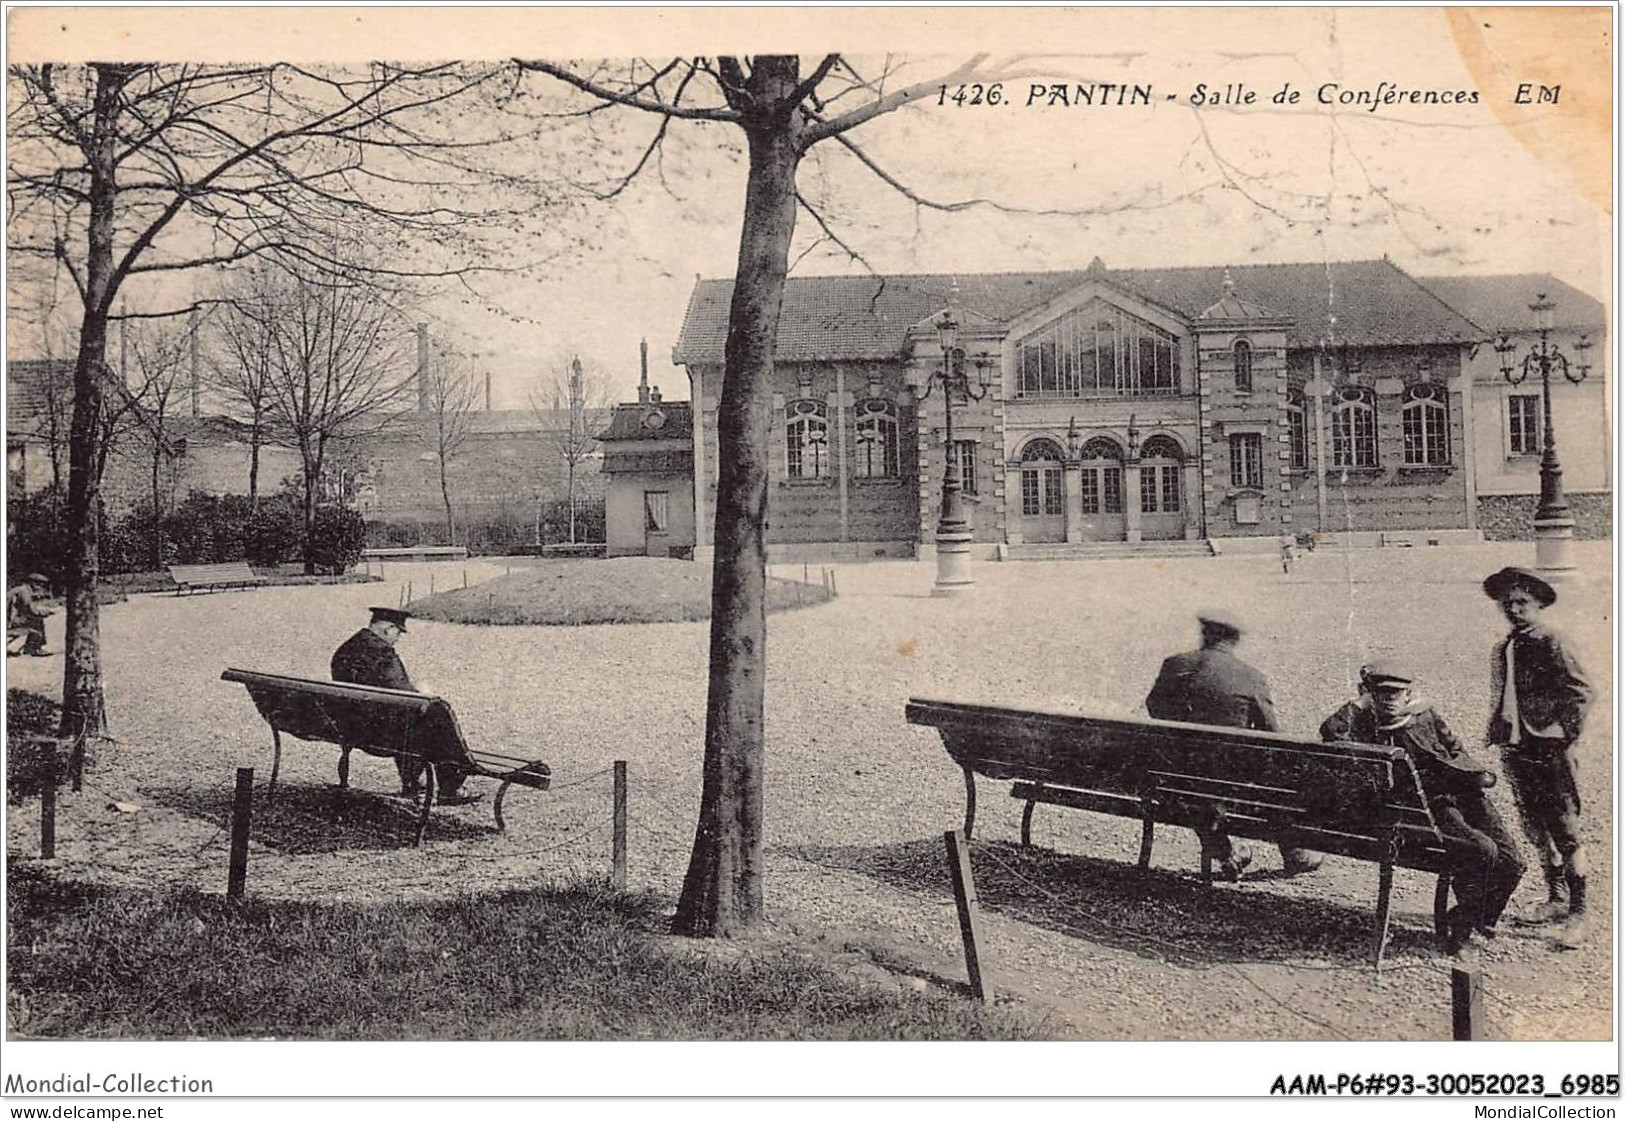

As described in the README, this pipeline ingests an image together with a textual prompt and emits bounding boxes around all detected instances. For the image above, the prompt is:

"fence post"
[612,760,628,890]
[429,571,435,597]
[463,568,468,589]
[1451,965,1481,1040]
[39,743,58,859]
[227,767,254,899]
[943,829,990,1002]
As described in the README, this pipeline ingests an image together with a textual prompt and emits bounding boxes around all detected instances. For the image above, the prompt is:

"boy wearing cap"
[1147,610,1321,881]
[1321,661,1524,957]
[1483,566,1594,948]
[331,606,479,805]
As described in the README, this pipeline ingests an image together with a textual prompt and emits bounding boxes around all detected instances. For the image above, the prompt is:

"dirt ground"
[5,541,1613,1041]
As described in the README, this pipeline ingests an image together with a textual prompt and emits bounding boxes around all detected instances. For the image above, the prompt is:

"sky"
[9,7,1611,412]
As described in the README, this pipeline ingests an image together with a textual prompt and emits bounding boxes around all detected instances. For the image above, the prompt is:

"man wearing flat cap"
[1146,610,1321,880]
[331,606,479,804]
[1483,566,1594,948]
[1321,660,1523,958]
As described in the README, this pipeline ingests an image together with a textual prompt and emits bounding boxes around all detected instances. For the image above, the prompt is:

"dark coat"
[1145,646,1278,732]
[1487,620,1593,746]
[331,627,415,692]
[1321,698,1488,812]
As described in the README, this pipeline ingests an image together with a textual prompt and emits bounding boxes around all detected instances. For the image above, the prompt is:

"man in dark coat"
[1321,660,1523,959]
[7,573,52,656]
[1483,566,1594,948]
[331,606,479,804]
[1145,610,1321,880]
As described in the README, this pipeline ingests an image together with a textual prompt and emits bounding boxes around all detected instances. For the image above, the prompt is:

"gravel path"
[7,542,1612,1040]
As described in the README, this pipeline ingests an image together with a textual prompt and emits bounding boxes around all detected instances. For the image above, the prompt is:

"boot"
[1520,863,1569,925]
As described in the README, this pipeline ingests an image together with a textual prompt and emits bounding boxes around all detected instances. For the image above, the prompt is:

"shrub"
[7,487,71,586]
[307,505,366,574]
[244,497,303,567]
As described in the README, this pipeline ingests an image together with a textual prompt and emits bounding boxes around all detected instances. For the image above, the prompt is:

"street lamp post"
[912,307,992,594]
[1493,294,1592,573]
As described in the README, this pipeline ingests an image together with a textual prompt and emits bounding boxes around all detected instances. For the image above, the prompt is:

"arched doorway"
[1018,437,1066,543]
[1077,436,1126,541]
[1138,434,1185,541]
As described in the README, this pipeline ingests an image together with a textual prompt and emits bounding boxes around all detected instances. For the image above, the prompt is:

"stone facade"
[670,259,1583,557]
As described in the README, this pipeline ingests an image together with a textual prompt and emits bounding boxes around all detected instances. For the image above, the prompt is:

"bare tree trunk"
[567,460,577,543]
[300,451,319,575]
[440,461,455,545]
[151,445,164,570]
[673,73,800,938]
[60,66,127,739]
[248,408,262,511]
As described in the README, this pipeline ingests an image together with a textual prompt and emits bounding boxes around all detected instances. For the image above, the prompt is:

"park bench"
[168,561,267,595]
[220,668,552,846]
[360,546,469,563]
[905,698,1454,969]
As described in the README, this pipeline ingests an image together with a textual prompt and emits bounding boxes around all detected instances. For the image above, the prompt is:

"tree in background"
[529,351,615,544]
[417,338,483,545]
[204,266,281,509]
[121,318,193,569]
[258,263,413,574]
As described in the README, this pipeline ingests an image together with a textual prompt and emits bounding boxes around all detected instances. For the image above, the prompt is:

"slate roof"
[597,401,694,442]
[1413,274,1606,335]
[6,359,75,425]
[673,259,1489,363]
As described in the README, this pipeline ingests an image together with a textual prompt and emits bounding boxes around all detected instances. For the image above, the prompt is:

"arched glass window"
[1014,300,1181,398]
[1330,386,1378,468]
[1402,384,1450,466]
[852,398,898,478]
[1019,438,1065,516]
[1285,388,1308,470]
[1076,436,1124,515]
[1233,339,1253,392]
[785,399,829,478]
[1139,435,1182,513]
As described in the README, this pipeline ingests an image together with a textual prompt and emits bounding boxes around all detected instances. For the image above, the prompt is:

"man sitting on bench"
[1320,659,1524,959]
[331,606,482,805]
[1146,609,1323,881]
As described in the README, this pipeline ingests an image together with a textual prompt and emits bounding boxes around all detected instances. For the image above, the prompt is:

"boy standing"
[1483,567,1595,948]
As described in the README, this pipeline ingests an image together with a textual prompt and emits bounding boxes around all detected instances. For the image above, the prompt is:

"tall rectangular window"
[1508,394,1540,456]
[955,440,978,495]
[1160,465,1181,512]
[1140,466,1159,513]
[1079,469,1099,515]
[1102,466,1123,514]
[1230,433,1263,488]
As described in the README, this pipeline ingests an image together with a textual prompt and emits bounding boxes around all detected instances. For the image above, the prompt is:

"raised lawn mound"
[406,556,833,625]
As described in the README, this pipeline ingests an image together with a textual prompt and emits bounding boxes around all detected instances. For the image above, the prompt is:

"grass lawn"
[6,865,1034,1041]
[407,556,833,625]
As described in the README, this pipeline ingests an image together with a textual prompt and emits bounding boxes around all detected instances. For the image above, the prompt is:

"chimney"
[637,338,651,405]
[650,385,662,404]
[415,323,429,412]
[189,313,200,417]
[485,371,492,412]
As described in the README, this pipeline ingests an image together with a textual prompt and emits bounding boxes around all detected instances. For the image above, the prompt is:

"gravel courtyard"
[6,541,1613,1041]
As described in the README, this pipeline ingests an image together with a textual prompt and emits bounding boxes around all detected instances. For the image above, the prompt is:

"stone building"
[596,372,695,557]
[667,258,1609,560]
